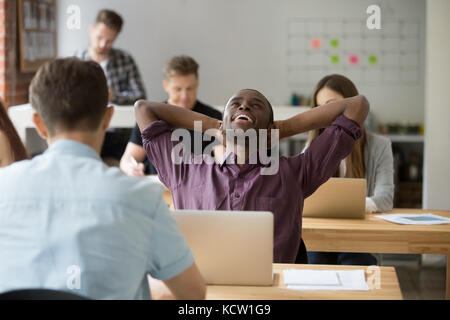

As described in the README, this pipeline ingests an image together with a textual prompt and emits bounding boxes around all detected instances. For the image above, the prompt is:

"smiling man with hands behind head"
[135,88,369,263]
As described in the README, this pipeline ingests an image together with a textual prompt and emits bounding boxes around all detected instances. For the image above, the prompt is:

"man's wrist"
[274,120,285,139]
[206,118,221,132]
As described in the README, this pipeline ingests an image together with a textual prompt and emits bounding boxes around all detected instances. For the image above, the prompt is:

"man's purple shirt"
[142,115,362,263]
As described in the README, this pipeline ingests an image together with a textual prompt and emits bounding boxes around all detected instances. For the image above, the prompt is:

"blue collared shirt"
[0,139,194,299]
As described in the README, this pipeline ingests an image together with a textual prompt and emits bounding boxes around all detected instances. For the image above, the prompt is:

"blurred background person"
[0,97,28,167]
[306,74,394,266]
[75,9,146,167]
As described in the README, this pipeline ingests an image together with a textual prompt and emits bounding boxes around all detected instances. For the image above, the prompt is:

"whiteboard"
[57,0,426,123]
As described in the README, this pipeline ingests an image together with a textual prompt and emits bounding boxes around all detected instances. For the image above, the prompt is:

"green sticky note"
[330,39,339,48]
[331,55,340,64]
[368,55,378,65]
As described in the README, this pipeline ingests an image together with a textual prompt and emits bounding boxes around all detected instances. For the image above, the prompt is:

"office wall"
[423,0,450,210]
[57,0,425,124]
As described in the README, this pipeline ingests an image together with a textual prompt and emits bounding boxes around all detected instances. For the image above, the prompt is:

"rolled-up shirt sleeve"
[141,121,189,190]
[288,115,362,198]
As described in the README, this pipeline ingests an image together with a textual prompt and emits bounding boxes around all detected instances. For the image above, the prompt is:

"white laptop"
[172,210,273,286]
[303,178,367,219]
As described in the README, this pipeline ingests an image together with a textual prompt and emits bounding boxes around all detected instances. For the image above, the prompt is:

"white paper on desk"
[375,213,450,225]
[284,269,369,291]
[284,269,341,286]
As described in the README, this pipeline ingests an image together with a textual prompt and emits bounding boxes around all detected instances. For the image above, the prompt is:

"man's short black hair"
[241,88,274,124]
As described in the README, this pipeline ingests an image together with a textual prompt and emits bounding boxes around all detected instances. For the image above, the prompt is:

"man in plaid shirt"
[75,9,146,165]
[76,48,146,106]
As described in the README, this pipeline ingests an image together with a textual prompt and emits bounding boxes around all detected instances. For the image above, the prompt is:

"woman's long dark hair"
[308,74,367,178]
[0,98,29,163]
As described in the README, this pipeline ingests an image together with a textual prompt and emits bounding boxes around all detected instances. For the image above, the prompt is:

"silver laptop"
[172,210,273,286]
[303,178,367,219]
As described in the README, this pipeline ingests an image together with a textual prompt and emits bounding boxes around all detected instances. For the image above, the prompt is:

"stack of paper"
[283,269,369,291]
[375,213,450,225]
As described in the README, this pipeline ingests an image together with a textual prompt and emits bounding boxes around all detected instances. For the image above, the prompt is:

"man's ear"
[32,113,49,139]
[101,106,114,131]
[162,80,169,93]
[266,122,277,149]
[267,122,276,137]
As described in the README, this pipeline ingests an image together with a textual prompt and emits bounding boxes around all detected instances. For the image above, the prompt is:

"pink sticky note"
[349,54,359,65]
[311,38,321,49]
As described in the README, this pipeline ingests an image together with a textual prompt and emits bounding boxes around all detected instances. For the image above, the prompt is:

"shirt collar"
[219,149,272,169]
[44,139,101,161]
[219,150,236,167]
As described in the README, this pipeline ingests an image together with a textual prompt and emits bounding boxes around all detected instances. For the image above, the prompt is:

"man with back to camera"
[75,9,146,167]
[0,58,205,300]
[120,55,222,176]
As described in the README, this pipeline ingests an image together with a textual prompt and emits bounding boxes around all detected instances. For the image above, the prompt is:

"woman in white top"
[306,74,394,266]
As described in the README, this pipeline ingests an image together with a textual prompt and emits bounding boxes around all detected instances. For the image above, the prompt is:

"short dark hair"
[242,89,274,124]
[163,55,199,80]
[95,9,123,33]
[29,58,108,135]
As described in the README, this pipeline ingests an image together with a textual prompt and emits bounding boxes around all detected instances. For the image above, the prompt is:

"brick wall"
[0,0,35,107]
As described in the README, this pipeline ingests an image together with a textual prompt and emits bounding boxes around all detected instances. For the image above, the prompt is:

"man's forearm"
[278,95,369,138]
[134,100,221,133]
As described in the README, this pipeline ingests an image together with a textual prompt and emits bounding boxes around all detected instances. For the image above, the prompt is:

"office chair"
[0,289,90,300]
[295,239,308,264]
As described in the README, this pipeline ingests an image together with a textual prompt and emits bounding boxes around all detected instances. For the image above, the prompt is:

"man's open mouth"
[233,114,254,123]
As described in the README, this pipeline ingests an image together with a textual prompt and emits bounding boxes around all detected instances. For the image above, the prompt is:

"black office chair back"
[295,239,309,264]
[0,289,90,300]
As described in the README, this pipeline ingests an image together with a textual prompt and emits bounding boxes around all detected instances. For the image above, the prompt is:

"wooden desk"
[163,189,173,209]
[302,209,450,299]
[206,263,402,300]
